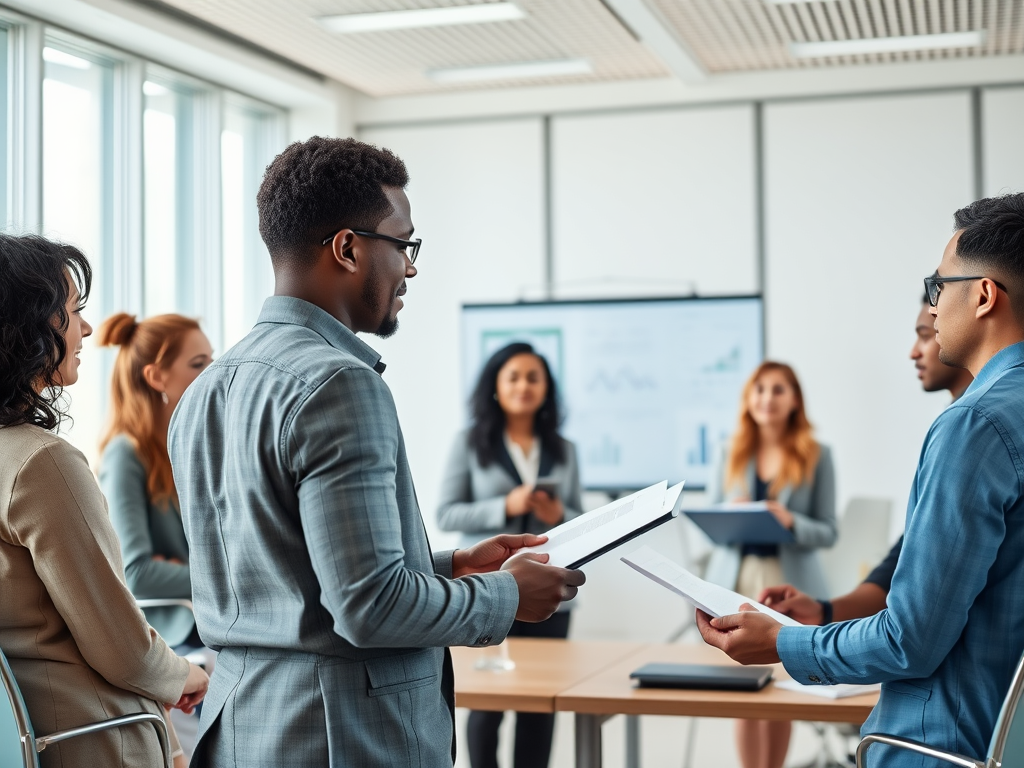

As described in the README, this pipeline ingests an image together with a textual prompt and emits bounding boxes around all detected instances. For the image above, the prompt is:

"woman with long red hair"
[705,361,836,768]
[97,312,213,652]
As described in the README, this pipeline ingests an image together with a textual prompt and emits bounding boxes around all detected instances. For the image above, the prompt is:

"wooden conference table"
[452,638,880,768]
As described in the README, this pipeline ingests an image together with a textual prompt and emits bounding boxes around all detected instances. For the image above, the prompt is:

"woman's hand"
[530,491,564,526]
[765,500,795,530]
[505,485,533,517]
[173,662,209,714]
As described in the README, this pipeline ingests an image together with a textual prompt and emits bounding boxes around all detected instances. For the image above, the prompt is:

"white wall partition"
[552,105,758,297]
[360,118,547,549]
[983,87,1024,197]
[764,91,975,539]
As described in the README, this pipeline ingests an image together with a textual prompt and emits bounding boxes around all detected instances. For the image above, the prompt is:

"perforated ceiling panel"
[651,0,1024,71]
[151,0,670,96]
[148,0,1024,94]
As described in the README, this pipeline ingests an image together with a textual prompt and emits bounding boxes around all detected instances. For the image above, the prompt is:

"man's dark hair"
[468,342,566,468]
[953,193,1024,322]
[0,233,92,430]
[256,136,409,267]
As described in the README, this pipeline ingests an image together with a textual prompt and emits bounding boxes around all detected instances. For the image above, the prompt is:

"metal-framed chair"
[856,650,1024,768]
[1,645,171,768]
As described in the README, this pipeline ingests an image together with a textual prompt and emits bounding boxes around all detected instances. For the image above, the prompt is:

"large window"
[42,42,116,460]
[222,100,278,349]
[0,13,287,466]
[0,25,9,226]
[143,76,200,317]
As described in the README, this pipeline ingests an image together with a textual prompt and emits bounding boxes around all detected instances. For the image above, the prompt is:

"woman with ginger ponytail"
[704,361,836,768]
[98,312,213,651]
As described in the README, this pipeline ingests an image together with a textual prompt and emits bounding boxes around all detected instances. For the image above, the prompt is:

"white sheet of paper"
[620,545,802,628]
[521,481,671,568]
[775,680,881,698]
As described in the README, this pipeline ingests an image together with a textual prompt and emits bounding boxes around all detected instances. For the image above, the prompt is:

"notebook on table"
[630,663,774,691]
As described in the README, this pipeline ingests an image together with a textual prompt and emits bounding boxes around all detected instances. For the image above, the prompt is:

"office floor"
[453,708,857,768]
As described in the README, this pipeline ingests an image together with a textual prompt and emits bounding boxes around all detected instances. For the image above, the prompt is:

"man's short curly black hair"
[256,136,409,266]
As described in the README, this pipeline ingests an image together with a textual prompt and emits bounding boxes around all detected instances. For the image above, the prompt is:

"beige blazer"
[0,424,189,767]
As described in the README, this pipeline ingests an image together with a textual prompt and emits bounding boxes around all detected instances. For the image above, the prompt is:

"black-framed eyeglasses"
[321,229,421,264]
[924,273,1007,307]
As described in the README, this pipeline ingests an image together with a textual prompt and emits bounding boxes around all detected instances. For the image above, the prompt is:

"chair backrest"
[988,651,1024,768]
[823,497,893,597]
[0,647,38,768]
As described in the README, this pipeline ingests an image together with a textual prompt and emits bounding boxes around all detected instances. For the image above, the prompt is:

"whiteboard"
[461,296,764,491]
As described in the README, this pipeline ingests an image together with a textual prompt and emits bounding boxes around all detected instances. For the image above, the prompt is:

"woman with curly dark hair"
[0,233,208,768]
[437,341,583,768]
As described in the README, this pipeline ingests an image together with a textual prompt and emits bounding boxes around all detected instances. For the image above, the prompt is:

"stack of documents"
[775,680,881,698]
[521,481,685,569]
[620,545,801,627]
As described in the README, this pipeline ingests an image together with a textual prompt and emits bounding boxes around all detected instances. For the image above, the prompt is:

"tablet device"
[684,504,795,545]
[630,663,774,691]
[533,477,559,499]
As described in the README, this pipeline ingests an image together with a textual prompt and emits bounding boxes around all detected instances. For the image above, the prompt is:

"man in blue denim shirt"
[697,193,1024,767]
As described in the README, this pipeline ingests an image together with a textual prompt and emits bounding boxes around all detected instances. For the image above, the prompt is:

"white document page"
[521,481,670,569]
[775,680,881,698]
[620,545,802,628]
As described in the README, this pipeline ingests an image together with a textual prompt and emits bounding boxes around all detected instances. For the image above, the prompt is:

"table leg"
[575,713,609,768]
[625,715,640,768]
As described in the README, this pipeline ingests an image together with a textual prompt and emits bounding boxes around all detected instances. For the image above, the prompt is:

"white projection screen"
[461,296,764,491]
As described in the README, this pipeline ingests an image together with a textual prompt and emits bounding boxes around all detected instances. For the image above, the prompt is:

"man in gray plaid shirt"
[169,136,585,768]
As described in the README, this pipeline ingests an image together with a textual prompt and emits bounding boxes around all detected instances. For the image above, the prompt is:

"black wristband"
[818,599,834,625]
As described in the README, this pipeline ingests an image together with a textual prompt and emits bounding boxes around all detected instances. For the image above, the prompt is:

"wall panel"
[552,105,758,298]
[764,91,974,552]
[983,87,1024,197]
[360,119,546,548]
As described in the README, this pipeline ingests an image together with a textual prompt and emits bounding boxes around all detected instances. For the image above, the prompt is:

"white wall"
[358,119,547,551]
[764,92,976,540]
[357,85,1016,641]
[552,105,757,297]
[983,87,1024,197]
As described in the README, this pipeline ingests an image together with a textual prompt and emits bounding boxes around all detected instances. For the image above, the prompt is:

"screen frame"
[461,293,766,493]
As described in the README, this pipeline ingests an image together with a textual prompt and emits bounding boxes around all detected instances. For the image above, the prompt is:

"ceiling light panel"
[317,3,525,33]
[154,0,668,96]
[791,31,986,58]
[647,0,1019,73]
[428,58,593,82]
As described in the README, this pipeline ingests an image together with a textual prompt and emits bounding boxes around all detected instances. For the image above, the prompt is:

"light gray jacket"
[703,443,836,599]
[100,434,195,647]
[169,297,520,768]
[436,429,584,549]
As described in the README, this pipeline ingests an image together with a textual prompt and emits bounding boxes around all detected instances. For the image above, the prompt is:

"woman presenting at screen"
[705,360,836,768]
[438,341,583,768]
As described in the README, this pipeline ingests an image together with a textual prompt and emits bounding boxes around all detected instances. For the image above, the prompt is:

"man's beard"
[362,263,400,339]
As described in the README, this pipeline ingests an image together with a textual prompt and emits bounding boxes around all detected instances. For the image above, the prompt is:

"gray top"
[704,443,837,598]
[100,434,194,646]
[436,428,584,548]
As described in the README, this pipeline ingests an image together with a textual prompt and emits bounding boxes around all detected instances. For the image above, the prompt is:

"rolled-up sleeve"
[288,367,518,649]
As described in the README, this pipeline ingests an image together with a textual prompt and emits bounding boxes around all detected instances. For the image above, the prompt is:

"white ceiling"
[148,0,1024,96]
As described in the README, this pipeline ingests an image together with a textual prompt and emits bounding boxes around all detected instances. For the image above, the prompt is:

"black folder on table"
[683,503,795,545]
[630,663,773,691]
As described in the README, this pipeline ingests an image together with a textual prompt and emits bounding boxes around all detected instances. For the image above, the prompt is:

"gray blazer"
[436,429,584,549]
[703,443,836,599]
[100,434,195,647]
[168,297,520,768]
